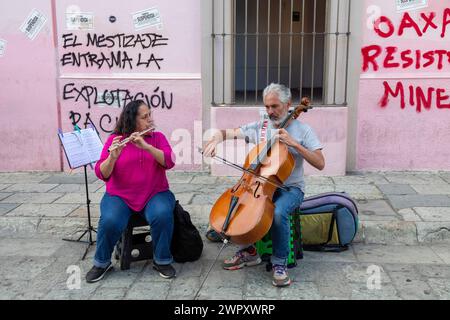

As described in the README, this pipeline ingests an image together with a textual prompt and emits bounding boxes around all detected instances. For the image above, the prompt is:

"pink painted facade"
[0,0,202,172]
[0,0,60,171]
[56,0,202,171]
[357,0,450,170]
[1,0,449,173]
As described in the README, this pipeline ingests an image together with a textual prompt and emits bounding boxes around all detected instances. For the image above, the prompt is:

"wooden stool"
[115,212,153,270]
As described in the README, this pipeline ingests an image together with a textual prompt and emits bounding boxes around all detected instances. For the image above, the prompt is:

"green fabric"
[301,213,339,245]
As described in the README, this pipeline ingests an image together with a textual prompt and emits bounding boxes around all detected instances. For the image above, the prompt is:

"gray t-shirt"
[239,120,323,192]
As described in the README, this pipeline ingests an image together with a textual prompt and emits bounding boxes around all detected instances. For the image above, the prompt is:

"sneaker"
[222,246,262,270]
[86,263,113,283]
[153,262,176,279]
[272,264,291,287]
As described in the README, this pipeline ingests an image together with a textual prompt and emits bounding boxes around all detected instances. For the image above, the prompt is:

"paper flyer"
[20,9,47,40]
[132,7,162,31]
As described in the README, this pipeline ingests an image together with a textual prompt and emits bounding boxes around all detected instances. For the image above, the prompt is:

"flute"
[108,127,155,153]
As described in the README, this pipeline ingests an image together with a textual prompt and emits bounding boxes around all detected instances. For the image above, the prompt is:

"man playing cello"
[203,83,325,287]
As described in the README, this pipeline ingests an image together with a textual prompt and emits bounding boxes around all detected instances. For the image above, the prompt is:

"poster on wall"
[19,9,47,40]
[396,0,428,12]
[66,12,94,31]
[132,7,162,31]
[0,39,6,57]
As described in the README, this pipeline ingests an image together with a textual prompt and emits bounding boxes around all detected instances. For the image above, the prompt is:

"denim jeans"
[270,186,304,266]
[93,190,176,268]
[240,186,304,266]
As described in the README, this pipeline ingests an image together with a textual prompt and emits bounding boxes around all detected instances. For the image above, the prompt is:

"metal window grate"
[211,0,351,107]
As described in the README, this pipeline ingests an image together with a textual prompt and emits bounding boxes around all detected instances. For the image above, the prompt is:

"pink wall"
[55,0,202,171]
[357,0,450,170]
[210,107,348,176]
[3,0,449,173]
[0,1,60,171]
[0,0,202,171]
[60,78,203,171]
[55,0,201,75]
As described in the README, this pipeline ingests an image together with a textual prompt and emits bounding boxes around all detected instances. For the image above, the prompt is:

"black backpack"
[171,200,203,262]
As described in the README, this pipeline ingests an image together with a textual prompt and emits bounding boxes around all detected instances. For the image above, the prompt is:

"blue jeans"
[240,186,304,266]
[93,190,176,268]
[270,186,304,266]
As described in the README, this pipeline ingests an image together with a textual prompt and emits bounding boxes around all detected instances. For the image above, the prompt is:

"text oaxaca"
[361,8,450,112]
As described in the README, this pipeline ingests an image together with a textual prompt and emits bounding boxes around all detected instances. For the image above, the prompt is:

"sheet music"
[59,128,103,169]
[80,128,103,163]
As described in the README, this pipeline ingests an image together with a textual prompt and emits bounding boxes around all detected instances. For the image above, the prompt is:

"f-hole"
[253,181,261,198]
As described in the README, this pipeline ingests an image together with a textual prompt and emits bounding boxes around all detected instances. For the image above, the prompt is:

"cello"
[209,97,312,245]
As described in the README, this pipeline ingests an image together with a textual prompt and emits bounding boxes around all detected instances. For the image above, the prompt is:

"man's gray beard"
[269,115,287,128]
[269,113,287,128]
[269,119,281,128]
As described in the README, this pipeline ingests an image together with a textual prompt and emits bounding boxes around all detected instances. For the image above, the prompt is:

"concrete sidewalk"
[1,170,450,244]
[0,170,449,300]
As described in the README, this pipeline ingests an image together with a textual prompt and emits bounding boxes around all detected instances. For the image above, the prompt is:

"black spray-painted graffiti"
[63,83,173,109]
[69,111,118,133]
[65,83,174,133]
[60,32,168,70]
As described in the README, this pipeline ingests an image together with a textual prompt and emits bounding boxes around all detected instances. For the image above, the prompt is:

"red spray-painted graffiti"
[361,9,450,112]
[378,81,450,113]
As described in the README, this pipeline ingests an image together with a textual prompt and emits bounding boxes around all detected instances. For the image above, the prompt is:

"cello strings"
[211,153,290,192]
[198,147,288,191]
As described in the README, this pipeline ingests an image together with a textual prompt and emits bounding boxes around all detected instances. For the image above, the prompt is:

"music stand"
[58,124,103,260]
[62,164,97,260]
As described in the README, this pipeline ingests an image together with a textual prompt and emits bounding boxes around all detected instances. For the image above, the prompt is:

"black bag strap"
[303,244,349,252]
[322,210,336,246]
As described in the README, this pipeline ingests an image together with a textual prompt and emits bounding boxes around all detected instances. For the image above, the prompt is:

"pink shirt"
[95,131,176,211]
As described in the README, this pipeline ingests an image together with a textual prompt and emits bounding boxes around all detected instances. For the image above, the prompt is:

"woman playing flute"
[86,99,177,283]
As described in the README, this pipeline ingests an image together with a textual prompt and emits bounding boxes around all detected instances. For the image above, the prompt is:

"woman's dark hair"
[114,100,148,135]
